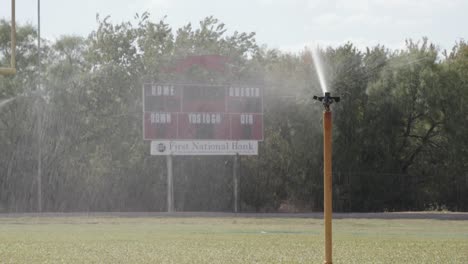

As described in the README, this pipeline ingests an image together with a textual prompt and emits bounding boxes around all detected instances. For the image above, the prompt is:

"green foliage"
[0,17,467,212]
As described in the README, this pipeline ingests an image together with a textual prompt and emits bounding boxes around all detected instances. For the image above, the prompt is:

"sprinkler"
[313,91,340,264]
[313,92,340,112]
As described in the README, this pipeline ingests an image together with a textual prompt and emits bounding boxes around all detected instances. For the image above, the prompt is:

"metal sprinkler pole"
[313,92,340,264]
[323,110,332,264]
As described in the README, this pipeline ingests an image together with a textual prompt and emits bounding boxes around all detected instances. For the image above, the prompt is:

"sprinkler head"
[313,92,340,111]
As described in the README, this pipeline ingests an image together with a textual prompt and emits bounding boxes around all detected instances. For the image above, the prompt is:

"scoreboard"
[143,83,263,141]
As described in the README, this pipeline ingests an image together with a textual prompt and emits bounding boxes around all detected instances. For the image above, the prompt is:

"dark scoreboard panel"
[143,84,263,140]
[182,85,226,112]
[143,84,181,112]
[178,113,230,140]
[143,112,178,139]
[230,113,263,140]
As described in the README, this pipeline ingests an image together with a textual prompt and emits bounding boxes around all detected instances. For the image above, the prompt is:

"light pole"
[37,0,43,212]
[313,92,340,264]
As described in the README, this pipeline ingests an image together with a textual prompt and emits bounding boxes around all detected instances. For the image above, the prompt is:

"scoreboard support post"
[166,155,174,213]
[233,154,239,213]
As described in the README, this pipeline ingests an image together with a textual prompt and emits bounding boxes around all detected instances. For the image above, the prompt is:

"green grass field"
[0,216,467,263]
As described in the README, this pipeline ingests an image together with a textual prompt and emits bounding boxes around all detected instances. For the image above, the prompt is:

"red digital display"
[143,83,263,140]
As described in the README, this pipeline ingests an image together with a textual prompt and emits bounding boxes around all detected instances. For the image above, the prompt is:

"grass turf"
[0,216,467,263]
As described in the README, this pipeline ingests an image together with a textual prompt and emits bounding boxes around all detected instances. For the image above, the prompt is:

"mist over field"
[0,13,467,213]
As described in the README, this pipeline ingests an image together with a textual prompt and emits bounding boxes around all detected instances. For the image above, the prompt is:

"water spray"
[0,97,16,110]
[311,46,328,93]
[313,91,340,264]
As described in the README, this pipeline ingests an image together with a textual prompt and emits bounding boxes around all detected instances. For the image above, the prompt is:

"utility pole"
[37,0,42,212]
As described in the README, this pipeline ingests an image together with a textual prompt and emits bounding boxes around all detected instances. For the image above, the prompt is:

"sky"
[0,0,467,52]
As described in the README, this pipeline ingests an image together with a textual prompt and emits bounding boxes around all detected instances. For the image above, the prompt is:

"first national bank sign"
[151,140,258,156]
[143,83,263,155]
